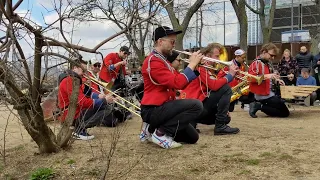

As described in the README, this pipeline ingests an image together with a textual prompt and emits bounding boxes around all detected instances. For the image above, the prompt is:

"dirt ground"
[0,104,320,180]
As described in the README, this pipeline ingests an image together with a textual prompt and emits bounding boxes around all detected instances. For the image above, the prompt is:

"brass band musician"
[217,49,254,111]
[180,43,240,135]
[248,43,290,118]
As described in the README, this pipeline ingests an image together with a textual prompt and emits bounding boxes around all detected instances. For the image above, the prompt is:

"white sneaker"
[139,122,151,142]
[151,131,182,149]
[72,131,95,141]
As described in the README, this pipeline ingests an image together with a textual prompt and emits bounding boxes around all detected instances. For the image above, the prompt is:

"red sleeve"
[248,61,262,84]
[61,77,94,108]
[149,59,190,90]
[217,66,229,79]
[103,53,114,67]
[198,67,228,91]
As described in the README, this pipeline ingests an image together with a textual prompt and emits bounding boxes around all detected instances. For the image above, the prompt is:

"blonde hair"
[283,49,291,57]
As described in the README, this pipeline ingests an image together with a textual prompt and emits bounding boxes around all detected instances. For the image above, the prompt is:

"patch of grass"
[67,159,75,165]
[239,169,252,175]
[259,152,273,157]
[246,159,260,166]
[279,153,294,161]
[29,168,54,180]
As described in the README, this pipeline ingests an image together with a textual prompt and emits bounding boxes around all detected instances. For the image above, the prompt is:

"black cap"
[120,46,131,54]
[152,26,182,41]
[167,51,180,63]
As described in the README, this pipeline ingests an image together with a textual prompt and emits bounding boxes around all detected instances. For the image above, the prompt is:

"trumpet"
[173,49,233,66]
[179,57,263,85]
[83,75,141,117]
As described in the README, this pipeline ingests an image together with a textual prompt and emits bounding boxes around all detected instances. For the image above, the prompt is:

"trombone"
[83,75,141,117]
[176,50,264,85]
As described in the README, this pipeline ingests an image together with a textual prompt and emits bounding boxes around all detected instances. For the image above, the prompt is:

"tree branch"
[244,0,261,14]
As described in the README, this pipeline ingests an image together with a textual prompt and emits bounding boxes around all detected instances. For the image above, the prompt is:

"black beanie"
[167,51,180,63]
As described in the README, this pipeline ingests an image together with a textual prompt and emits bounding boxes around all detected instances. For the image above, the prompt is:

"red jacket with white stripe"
[180,66,233,101]
[140,50,199,106]
[248,59,271,95]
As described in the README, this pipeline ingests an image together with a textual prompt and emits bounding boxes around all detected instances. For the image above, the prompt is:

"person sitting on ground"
[58,59,115,140]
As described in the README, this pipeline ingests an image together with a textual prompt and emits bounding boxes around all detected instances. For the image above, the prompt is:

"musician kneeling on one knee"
[140,26,204,149]
[180,43,240,135]
[217,49,254,112]
[58,59,116,141]
[248,43,290,118]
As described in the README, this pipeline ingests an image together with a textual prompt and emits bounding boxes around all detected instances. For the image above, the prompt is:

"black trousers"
[229,92,255,112]
[258,96,290,117]
[75,103,124,132]
[195,84,232,126]
[141,99,203,144]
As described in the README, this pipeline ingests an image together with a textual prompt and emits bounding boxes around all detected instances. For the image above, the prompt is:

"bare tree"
[245,0,276,44]
[231,0,248,52]
[74,0,159,62]
[0,0,156,153]
[159,0,204,50]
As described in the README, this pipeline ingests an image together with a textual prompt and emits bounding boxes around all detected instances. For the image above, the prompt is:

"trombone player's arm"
[198,64,237,91]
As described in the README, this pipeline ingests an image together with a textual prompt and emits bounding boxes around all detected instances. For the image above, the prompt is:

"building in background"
[271,0,317,42]
[246,0,263,45]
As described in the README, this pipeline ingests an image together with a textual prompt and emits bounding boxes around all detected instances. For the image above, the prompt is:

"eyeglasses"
[160,38,175,45]
[267,52,277,58]
[93,64,101,68]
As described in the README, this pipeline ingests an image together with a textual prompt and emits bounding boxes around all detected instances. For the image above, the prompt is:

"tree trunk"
[238,0,248,53]
[57,77,79,148]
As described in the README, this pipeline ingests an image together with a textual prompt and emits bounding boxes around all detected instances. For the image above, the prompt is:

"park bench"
[280,86,320,106]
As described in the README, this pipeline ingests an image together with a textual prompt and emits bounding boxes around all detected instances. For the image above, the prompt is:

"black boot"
[249,102,261,118]
[214,124,240,135]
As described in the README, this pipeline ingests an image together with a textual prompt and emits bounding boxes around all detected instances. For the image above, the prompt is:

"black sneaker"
[214,125,240,135]
[249,102,261,118]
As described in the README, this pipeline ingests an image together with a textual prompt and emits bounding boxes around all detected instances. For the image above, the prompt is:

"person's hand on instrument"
[122,60,127,65]
[228,64,239,76]
[98,94,106,99]
[187,50,204,70]
[264,73,279,80]
[105,94,114,103]
[277,79,285,86]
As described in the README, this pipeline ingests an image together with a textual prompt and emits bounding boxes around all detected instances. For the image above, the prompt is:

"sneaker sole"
[214,130,240,135]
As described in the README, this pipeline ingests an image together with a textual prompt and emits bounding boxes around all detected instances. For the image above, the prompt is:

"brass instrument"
[173,49,233,66]
[230,85,249,102]
[179,57,263,85]
[83,75,141,117]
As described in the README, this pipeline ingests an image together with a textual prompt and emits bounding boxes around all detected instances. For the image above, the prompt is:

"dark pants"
[75,103,123,133]
[195,84,232,126]
[75,104,111,132]
[141,99,203,144]
[229,92,255,112]
[258,96,290,117]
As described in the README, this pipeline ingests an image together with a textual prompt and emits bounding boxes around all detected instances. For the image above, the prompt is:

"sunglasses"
[267,52,277,57]
[93,64,101,68]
